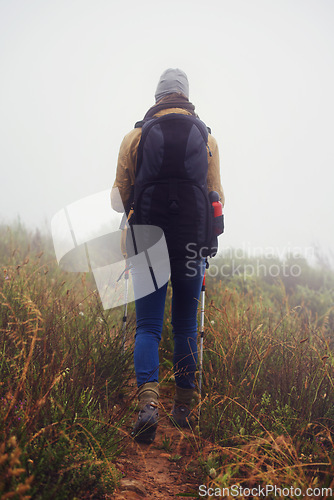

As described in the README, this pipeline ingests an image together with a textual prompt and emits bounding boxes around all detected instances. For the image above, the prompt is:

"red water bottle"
[209,191,224,236]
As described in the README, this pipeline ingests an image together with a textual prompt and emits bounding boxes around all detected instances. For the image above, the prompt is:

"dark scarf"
[143,93,197,119]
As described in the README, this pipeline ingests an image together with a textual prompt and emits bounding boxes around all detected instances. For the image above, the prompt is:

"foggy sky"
[1,0,334,261]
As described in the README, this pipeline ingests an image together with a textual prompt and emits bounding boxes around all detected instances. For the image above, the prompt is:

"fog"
[1,0,334,262]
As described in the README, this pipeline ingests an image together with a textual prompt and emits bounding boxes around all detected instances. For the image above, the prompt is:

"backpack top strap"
[135,115,211,134]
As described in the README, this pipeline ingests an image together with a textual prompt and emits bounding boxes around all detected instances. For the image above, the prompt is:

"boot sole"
[132,422,158,443]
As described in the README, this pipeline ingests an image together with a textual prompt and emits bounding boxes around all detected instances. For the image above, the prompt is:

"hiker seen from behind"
[111,68,225,443]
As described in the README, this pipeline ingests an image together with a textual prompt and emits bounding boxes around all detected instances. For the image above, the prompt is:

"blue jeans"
[132,259,205,389]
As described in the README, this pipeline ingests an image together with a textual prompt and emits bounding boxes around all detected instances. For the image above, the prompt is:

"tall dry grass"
[2,223,334,496]
[0,223,134,499]
[187,255,334,493]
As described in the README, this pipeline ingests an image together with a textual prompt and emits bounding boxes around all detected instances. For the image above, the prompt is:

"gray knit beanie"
[155,68,189,103]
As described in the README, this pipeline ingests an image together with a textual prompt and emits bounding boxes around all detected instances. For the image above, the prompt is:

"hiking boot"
[131,403,159,443]
[171,403,192,428]
[171,385,194,428]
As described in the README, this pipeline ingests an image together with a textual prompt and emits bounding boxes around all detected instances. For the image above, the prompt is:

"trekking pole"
[121,266,129,353]
[198,272,206,402]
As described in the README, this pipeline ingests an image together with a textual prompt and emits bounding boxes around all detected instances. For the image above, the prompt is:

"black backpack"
[127,113,220,260]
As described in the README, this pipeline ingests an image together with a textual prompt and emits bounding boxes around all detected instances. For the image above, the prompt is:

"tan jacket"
[111,107,225,213]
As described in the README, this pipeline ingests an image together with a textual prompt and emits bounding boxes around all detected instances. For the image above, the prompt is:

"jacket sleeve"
[207,134,225,206]
[110,129,142,213]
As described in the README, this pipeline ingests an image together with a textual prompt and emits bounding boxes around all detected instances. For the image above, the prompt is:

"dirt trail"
[111,382,205,499]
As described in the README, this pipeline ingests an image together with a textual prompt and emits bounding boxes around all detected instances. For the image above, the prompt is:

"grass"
[184,252,334,492]
[2,222,334,496]
[0,222,134,499]
[160,434,172,452]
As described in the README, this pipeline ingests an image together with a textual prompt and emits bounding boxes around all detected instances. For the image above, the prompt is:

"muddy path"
[111,381,208,499]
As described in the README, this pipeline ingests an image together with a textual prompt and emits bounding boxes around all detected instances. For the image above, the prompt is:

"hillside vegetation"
[1,222,334,498]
